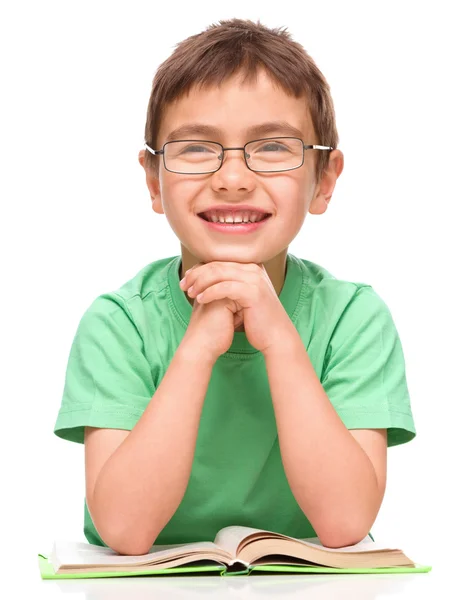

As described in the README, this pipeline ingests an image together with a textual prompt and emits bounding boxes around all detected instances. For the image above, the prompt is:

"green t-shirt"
[54,253,416,547]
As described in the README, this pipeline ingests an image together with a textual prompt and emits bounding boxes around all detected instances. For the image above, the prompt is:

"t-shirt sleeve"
[54,294,156,444]
[321,285,416,447]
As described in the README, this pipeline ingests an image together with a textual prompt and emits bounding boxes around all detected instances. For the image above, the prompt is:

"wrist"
[262,327,301,361]
[178,336,218,368]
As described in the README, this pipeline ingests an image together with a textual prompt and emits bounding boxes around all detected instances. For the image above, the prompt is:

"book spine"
[221,565,251,576]
[228,558,249,567]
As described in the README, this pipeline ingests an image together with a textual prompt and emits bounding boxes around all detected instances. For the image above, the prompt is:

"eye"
[181,145,212,153]
[259,142,286,152]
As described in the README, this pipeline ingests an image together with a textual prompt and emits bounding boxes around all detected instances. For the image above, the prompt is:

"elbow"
[89,502,159,556]
[100,530,156,556]
[104,522,162,555]
[314,520,371,549]
[92,515,158,556]
[319,531,366,549]
[310,507,375,549]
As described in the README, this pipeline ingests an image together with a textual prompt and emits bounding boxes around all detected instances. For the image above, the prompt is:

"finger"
[214,261,259,272]
[183,263,203,277]
[186,261,258,278]
[185,264,259,296]
[196,280,258,307]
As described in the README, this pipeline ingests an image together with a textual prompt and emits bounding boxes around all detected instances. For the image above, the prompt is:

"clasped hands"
[180,260,297,355]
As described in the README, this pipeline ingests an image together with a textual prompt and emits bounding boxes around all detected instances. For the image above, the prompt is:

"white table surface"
[29,567,445,599]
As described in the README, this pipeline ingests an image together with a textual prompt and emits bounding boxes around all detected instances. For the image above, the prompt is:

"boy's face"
[139,68,343,267]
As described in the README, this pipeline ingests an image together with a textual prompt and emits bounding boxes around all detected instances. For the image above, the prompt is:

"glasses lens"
[163,137,304,173]
[245,137,303,172]
[164,141,222,173]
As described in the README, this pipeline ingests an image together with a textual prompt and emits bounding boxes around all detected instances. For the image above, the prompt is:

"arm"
[89,339,214,555]
[263,335,387,548]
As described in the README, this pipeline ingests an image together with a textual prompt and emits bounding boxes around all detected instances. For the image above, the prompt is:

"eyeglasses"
[144,137,333,174]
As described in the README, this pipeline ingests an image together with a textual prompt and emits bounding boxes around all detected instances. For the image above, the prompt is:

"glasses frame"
[144,136,333,174]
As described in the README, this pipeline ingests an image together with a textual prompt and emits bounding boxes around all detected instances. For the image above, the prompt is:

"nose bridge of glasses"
[218,146,250,164]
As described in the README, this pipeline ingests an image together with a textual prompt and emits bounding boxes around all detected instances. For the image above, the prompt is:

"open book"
[38,525,432,579]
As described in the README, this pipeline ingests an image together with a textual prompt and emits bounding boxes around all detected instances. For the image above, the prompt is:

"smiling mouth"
[198,214,271,222]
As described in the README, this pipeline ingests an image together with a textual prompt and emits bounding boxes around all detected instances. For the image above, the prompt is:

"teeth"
[207,211,266,224]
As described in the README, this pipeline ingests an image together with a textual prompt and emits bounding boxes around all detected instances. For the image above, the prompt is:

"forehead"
[158,69,315,145]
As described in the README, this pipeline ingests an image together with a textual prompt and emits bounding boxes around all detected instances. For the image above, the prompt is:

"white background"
[1,0,469,591]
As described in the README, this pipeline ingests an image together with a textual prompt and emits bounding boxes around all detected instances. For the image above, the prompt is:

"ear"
[309,149,344,215]
[138,149,164,215]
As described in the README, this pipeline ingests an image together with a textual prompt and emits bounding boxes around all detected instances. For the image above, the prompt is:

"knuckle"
[212,264,223,277]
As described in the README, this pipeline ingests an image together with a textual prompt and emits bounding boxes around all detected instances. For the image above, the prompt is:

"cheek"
[267,176,308,217]
[160,177,200,218]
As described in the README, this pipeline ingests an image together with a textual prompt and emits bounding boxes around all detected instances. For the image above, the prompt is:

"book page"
[299,535,398,553]
[214,526,281,556]
[51,539,224,568]
[214,526,396,558]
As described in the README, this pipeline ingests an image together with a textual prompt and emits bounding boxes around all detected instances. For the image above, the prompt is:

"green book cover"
[38,554,432,579]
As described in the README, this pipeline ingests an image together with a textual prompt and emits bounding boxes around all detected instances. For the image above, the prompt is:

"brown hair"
[144,18,338,183]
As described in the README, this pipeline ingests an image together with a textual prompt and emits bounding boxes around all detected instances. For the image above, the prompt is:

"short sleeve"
[54,294,156,444]
[321,286,416,447]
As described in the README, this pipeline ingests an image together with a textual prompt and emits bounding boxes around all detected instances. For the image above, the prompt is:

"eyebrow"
[165,121,305,143]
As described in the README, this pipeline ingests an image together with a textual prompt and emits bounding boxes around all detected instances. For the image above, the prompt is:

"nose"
[211,148,255,191]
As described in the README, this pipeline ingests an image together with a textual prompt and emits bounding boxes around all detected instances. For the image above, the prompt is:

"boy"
[54,18,416,556]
